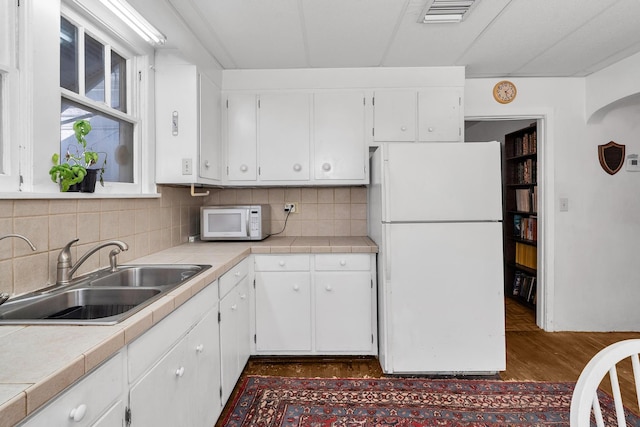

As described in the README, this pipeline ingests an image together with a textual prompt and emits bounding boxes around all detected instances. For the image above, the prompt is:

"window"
[0,0,19,190]
[60,14,137,185]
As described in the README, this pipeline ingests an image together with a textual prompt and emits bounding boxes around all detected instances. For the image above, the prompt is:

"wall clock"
[493,80,517,104]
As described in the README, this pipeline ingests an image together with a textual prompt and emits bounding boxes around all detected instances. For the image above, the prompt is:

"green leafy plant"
[49,119,107,191]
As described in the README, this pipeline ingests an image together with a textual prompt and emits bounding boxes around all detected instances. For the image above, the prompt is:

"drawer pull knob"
[322,163,331,171]
[240,164,248,172]
[339,260,346,266]
[279,260,285,266]
[231,304,238,311]
[293,284,300,291]
[293,163,302,172]
[195,344,204,353]
[176,366,185,377]
[400,126,407,132]
[326,285,333,292]
[240,293,247,300]
[235,271,240,276]
[69,404,87,422]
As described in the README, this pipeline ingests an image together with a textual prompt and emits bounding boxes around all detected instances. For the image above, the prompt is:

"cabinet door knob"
[322,163,331,171]
[235,271,240,277]
[325,285,333,292]
[240,164,248,172]
[400,126,407,132]
[239,293,247,300]
[293,284,300,291]
[195,344,204,353]
[204,160,210,168]
[293,163,302,172]
[339,259,347,266]
[231,304,238,311]
[176,366,185,377]
[69,404,87,422]
[279,260,285,266]
[428,127,434,132]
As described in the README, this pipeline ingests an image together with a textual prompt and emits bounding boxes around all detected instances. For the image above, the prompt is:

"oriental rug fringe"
[220,375,640,427]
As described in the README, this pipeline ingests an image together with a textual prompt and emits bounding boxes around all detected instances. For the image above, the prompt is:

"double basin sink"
[0,264,211,325]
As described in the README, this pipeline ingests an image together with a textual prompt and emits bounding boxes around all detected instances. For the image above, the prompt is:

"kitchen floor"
[216,299,640,425]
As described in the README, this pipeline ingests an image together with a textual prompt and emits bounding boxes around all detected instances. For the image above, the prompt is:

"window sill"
[0,192,161,200]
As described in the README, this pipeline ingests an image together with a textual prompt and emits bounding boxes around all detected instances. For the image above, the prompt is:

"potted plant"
[49,119,106,192]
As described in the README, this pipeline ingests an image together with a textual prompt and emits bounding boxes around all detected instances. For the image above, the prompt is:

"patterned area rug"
[220,376,638,426]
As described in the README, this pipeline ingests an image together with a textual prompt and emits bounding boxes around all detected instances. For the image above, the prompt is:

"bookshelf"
[503,123,538,307]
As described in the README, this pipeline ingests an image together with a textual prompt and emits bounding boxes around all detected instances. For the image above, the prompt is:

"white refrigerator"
[369,141,505,374]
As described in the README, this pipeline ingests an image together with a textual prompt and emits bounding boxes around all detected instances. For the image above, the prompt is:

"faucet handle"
[58,238,80,265]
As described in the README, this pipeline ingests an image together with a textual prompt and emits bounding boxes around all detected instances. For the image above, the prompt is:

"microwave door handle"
[246,209,250,237]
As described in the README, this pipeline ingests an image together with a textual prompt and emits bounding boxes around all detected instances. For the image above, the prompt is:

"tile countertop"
[0,236,377,427]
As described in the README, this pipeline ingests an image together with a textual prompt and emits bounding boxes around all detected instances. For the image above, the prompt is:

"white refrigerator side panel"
[388,222,505,373]
[385,142,503,222]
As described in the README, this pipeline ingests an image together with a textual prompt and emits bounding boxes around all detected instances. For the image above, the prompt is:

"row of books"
[515,242,537,269]
[509,159,537,184]
[512,271,537,304]
[515,186,537,212]
[509,131,537,157]
[513,215,537,242]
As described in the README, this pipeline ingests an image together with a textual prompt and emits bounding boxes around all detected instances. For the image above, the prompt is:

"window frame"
[60,5,147,194]
[0,0,21,192]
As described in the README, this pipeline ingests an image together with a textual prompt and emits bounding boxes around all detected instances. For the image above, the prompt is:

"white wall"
[466,77,640,331]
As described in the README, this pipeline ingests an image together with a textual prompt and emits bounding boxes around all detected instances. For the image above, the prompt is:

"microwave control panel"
[249,209,261,237]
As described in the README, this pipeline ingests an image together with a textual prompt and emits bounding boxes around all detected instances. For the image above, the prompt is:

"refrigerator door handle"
[382,160,390,221]
[384,226,391,281]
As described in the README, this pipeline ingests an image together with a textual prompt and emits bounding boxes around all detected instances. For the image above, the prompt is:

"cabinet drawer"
[219,258,250,298]
[128,282,217,382]
[254,255,310,271]
[315,254,371,271]
[20,351,124,427]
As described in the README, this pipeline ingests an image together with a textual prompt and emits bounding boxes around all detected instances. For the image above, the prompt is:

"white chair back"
[570,339,640,426]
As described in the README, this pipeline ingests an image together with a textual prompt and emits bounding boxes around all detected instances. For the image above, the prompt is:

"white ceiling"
[160,0,640,77]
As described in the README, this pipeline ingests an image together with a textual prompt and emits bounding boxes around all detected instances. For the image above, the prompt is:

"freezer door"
[384,142,503,222]
[387,222,505,373]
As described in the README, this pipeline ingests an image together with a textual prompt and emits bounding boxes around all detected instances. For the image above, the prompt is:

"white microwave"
[200,205,270,241]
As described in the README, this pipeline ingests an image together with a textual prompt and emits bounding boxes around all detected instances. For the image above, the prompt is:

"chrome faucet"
[0,234,37,306]
[0,233,37,251]
[56,238,129,285]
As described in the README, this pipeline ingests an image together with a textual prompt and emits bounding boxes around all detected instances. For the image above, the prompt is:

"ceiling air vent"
[419,0,479,23]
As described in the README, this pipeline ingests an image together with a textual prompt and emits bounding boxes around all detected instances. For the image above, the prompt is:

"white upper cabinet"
[314,92,367,182]
[226,93,257,181]
[223,90,369,186]
[373,91,417,142]
[373,88,463,143]
[418,87,463,142]
[199,74,222,180]
[155,54,222,185]
[258,93,311,181]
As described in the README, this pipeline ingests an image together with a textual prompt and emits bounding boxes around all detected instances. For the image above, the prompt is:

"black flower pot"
[80,169,99,193]
[66,183,81,192]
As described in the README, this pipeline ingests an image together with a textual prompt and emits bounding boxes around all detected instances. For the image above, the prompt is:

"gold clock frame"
[493,80,517,104]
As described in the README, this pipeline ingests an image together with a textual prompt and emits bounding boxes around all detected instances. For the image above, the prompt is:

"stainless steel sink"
[0,264,210,325]
[90,265,204,288]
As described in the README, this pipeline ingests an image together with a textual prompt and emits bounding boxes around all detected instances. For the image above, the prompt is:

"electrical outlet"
[182,158,192,175]
[284,203,297,213]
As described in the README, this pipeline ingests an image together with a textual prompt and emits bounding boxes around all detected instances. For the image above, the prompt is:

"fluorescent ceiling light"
[420,0,479,24]
[99,0,166,45]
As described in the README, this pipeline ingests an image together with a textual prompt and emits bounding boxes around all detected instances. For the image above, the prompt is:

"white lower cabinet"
[255,270,312,352]
[18,350,126,427]
[254,254,376,355]
[315,271,373,352]
[127,283,221,427]
[219,258,252,403]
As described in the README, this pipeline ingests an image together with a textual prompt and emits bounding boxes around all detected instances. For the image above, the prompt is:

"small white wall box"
[626,154,640,172]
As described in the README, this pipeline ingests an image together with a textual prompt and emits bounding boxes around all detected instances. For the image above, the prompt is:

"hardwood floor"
[217,298,640,425]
